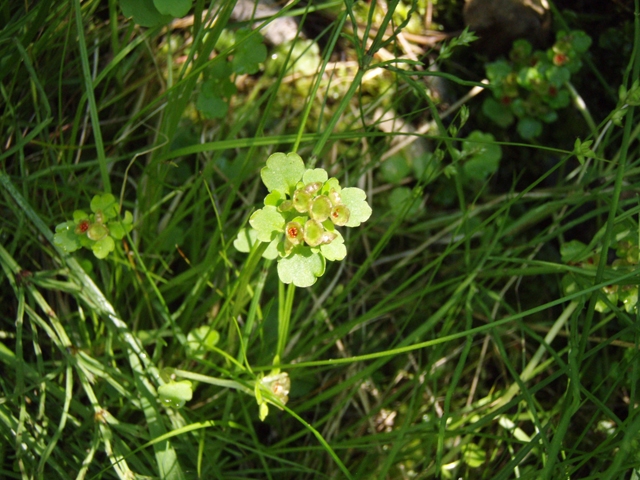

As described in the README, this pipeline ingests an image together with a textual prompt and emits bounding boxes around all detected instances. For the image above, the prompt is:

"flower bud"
[87,223,109,241]
[285,221,304,246]
[318,230,337,245]
[278,200,293,212]
[94,210,106,224]
[303,182,322,195]
[328,189,341,206]
[74,219,90,235]
[293,189,311,213]
[330,204,350,226]
[283,238,295,256]
[309,195,332,222]
[303,219,325,247]
[261,372,290,405]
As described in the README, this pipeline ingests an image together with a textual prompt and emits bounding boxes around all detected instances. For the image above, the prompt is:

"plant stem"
[173,369,252,395]
[494,300,579,410]
[275,282,296,365]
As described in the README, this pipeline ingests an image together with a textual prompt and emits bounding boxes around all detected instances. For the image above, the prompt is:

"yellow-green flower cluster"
[280,180,350,254]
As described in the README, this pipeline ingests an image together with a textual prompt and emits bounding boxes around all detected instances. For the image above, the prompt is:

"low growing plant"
[234,152,372,288]
[482,30,592,139]
[562,222,640,313]
[53,193,133,259]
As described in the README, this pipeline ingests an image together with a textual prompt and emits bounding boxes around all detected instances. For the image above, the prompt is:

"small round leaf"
[249,206,285,242]
[92,236,115,259]
[261,152,306,195]
[277,247,325,287]
[340,188,372,227]
[158,380,193,409]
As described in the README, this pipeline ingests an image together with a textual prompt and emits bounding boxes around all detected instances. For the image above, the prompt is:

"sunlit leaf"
[277,246,325,287]
[153,0,191,18]
[120,0,172,27]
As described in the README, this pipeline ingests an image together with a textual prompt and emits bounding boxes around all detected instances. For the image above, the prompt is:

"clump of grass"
[1,0,640,478]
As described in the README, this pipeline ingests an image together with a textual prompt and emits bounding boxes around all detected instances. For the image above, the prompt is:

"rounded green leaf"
[340,188,372,227]
[277,247,325,287]
[153,0,191,17]
[234,228,259,253]
[92,236,115,259]
[263,239,279,260]
[73,210,89,223]
[620,287,638,313]
[482,97,514,128]
[90,193,119,218]
[412,151,439,181]
[285,39,321,76]
[320,231,346,261]
[517,117,543,139]
[108,223,125,240]
[232,29,267,75]
[389,187,422,218]
[158,380,193,409]
[463,442,486,468]
[261,153,306,195]
[249,206,285,242]
[236,233,275,258]
[380,155,411,184]
[462,131,502,180]
[302,168,328,185]
[120,0,173,27]
[560,239,590,263]
[547,89,570,109]
[570,30,592,53]
[546,65,570,87]
[53,221,81,253]
[320,178,341,195]
[196,93,228,119]
[485,59,512,83]
[187,325,219,355]
[264,190,283,206]
[109,211,134,240]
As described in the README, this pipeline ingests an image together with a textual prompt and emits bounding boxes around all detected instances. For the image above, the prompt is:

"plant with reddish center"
[54,193,133,259]
[553,53,568,66]
[234,152,372,288]
[482,30,592,139]
[561,222,640,314]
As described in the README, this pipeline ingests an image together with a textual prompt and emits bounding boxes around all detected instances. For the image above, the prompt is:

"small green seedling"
[561,223,640,313]
[196,28,267,119]
[186,325,220,358]
[158,380,194,409]
[611,79,640,126]
[53,193,133,259]
[234,152,372,287]
[120,0,192,27]
[483,30,592,139]
[457,130,503,181]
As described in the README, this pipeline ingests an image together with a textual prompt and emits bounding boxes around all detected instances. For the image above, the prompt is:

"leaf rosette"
[234,152,372,287]
[53,193,133,259]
